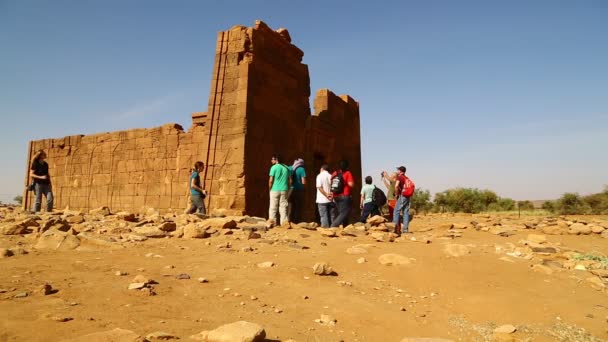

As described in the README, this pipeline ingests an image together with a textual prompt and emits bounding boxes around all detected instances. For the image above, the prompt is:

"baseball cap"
[397,166,406,173]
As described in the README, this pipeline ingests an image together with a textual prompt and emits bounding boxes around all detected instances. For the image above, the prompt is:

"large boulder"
[0,223,27,235]
[133,226,168,238]
[35,230,80,250]
[568,223,592,235]
[183,223,211,239]
[190,321,266,342]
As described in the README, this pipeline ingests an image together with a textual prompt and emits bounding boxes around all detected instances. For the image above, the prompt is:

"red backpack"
[400,175,415,197]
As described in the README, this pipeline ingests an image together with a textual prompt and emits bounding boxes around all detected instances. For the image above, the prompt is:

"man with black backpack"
[330,160,355,227]
[393,166,415,235]
[288,158,306,223]
[359,176,382,222]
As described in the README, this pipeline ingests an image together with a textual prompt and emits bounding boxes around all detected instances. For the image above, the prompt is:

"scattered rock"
[346,246,368,254]
[586,277,606,291]
[175,273,190,280]
[531,264,553,275]
[312,262,335,275]
[146,331,179,340]
[115,271,128,276]
[190,321,266,342]
[197,277,209,283]
[0,248,13,258]
[357,257,367,264]
[14,292,28,298]
[378,254,412,266]
[89,206,111,216]
[128,282,147,290]
[526,234,547,244]
[367,215,386,225]
[568,223,592,235]
[62,328,143,342]
[494,324,517,334]
[0,223,27,235]
[257,261,274,268]
[35,230,80,250]
[315,314,337,326]
[443,244,470,257]
[38,283,54,295]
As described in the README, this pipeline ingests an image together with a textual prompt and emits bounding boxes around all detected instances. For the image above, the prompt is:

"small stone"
[357,257,367,264]
[165,265,175,269]
[146,331,179,340]
[494,324,517,334]
[132,274,154,284]
[250,295,258,300]
[175,273,190,280]
[378,254,412,266]
[115,271,128,276]
[197,278,209,283]
[274,308,283,313]
[38,284,54,295]
[52,316,73,322]
[14,292,28,298]
[316,314,337,326]
[128,283,147,290]
[574,265,587,271]
[400,307,406,311]
[257,261,275,268]
[312,262,335,275]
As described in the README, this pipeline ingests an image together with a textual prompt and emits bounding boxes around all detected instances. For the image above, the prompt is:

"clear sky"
[1,0,607,203]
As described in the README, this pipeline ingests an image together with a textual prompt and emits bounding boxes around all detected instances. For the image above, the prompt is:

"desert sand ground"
[0,207,607,342]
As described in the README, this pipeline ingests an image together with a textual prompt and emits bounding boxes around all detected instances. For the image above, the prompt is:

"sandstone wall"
[24,20,361,222]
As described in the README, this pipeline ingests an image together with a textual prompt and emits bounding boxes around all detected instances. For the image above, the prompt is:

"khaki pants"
[269,191,288,225]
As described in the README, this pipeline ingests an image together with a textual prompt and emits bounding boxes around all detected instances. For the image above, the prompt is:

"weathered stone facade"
[24,20,361,221]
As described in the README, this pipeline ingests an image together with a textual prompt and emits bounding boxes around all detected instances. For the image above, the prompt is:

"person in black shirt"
[29,150,54,212]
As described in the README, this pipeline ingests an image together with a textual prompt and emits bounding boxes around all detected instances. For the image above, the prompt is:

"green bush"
[555,193,590,215]
[13,196,23,205]
[517,200,535,211]
[410,188,432,213]
[541,201,555,212]
[433,187,503,213]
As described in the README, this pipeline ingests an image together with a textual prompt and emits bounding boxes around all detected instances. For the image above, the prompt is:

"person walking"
[29,149,54,213]
[186,161,207,215]
[268,154,291,226]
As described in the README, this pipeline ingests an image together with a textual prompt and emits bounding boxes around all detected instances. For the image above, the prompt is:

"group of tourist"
[267,155,414,235]
[27,149,414,235]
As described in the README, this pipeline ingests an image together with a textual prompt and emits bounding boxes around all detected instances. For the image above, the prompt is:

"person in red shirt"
[330,160,355,227]
[393,166,411,235]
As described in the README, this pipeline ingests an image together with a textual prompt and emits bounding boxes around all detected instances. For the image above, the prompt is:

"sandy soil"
[0,212,607,342]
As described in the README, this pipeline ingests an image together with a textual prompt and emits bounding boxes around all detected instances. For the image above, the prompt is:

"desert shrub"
[410,188,432,213]
[581,189,608,214]
[13,196,23,205]
[541,201,555,212]
[555,193,590,215]
[517,200,535,211]
[433,188,498,213]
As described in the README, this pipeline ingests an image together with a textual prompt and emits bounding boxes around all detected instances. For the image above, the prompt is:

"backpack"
[401,176,415,198]
[372,186,387,207]
[330,172,345,194]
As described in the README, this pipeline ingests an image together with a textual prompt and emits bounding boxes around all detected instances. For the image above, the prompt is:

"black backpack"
[330,172,345,194]
[372,186,387,207]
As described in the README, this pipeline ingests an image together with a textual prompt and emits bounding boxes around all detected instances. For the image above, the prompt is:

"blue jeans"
[360,202,380,223]
[331,196,352,227]
[317,202,333,227]
[187,194,206,215]
[34,183,54,212]
[392,195,411,232]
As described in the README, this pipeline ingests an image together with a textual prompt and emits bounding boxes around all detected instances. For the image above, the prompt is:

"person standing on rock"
[315,164,333,227]
[360,176,380,223]
[330,160,355,227]
[268,154,291,226]
[29,150,54,213]
[288,158,306,223]
[186,161,207,215]
[393,166,412,235]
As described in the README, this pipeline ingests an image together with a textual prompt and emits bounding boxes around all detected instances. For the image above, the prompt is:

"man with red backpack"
[393,166,415,235]
[330,160,355,227]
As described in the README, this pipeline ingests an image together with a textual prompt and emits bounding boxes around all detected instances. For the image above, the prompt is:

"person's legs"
[402,197,411,233]
[371,203,380,217]
[332,197,352,227]
[292,190,304,223]
[360,202,372,223]
[318,203,330,227]
[268,191,279,224]
[45,185,54,212]
[187,194,202,214]
[342,196,352,226]
[34,183,43,213]
[330,202,337,225]
[393,195,406,234]
[278,191,289,225]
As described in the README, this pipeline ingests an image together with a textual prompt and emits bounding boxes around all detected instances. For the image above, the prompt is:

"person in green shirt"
[268,154,291,226]
[360,176,380,222]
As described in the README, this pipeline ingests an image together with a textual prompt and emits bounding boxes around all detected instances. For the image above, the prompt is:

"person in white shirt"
[315,164,333,227]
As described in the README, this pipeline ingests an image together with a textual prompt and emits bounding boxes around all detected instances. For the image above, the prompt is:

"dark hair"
[321,164,329,171]
[365,176,372,184]
[194,161,204,169]
[338,160,349,171]
[272,154,282,163]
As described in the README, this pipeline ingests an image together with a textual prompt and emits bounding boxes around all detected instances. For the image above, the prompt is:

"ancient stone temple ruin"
[23,20,361,221]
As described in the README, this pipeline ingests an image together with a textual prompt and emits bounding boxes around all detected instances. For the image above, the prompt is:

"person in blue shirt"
[186,161,207,215]
[288,158,307,223]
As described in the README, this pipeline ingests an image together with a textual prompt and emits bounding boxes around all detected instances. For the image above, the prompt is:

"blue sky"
[1,0,607,203]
